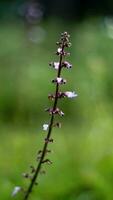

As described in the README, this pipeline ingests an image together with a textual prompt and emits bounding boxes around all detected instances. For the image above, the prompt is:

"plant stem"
[23,44,64,200]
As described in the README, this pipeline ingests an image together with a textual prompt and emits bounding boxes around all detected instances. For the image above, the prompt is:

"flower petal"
[12,186,21,197]
[57,48,62,54]
[43,124,49,131]
[53,62,59,69]
[65,91,78,98]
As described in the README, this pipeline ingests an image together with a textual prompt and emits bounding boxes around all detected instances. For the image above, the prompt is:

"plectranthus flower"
[62,61,72,69]
[21,32,78,200]
[43,124,49,131]
[65,91,78,98]
[49,62,59,70]
[56,47,62,55]
[49,61,72,70]
[52,77,67,84]
[12,186,21,197]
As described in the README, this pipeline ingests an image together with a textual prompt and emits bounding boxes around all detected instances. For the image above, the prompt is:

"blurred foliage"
[1,0,113,20]
[1,17,113,200]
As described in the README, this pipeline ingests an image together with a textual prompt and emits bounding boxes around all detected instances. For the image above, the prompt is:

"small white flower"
[12,186,21,197]
[57,48,62,54]
[65,91,78,98]
[59,111,64,116]
[43,124,49,131]
[53,62,59,69]
[63,61,72,69]
[56,77,66,84]
[56,77,62,83]
[52,77,66,84]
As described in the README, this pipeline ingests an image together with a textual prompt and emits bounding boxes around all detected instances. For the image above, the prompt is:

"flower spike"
[21,32,77,200]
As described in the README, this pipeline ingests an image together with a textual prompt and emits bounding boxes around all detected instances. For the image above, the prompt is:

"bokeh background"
[1,0,113,200]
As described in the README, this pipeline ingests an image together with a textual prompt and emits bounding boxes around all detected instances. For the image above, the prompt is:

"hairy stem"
[23,44,64,200]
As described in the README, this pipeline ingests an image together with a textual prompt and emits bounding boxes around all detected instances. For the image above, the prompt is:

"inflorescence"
[12,31,78,200]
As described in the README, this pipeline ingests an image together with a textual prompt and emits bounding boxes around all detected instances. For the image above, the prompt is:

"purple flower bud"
[45,107,64,116]
[57,92,66,98]
[52,107,59,114]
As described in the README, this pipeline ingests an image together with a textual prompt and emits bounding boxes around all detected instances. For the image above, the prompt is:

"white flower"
[56,77,62,83]
[53,62,59,69]
[56,77,66,84]
[12,186,21,197]
[52,77,66,84]
[59,110,64,116]
[63,61,72,69]
[65,91,78,98]
[57,48,62,54]
[43,124,49,131]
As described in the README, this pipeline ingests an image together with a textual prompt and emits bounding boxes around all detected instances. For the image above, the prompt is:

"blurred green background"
[1,1,113,200]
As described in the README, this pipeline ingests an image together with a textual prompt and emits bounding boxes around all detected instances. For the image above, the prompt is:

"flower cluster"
[13,32,77,200]
[49,61,72,70]
[43,32,77,132]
